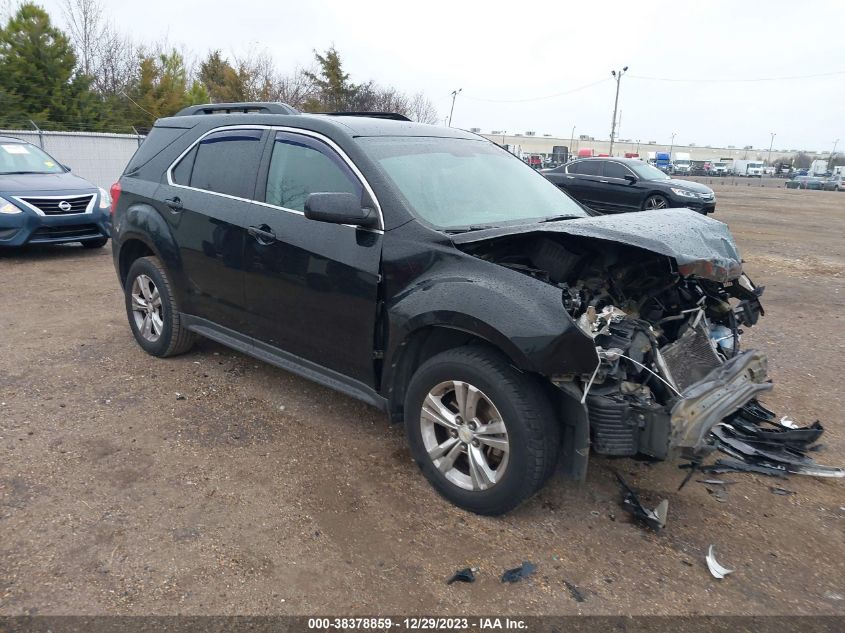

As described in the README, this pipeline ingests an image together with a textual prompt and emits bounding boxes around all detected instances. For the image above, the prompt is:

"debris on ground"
[446,567,476,585]
[175,392,186,400]
[696,479,738,486]
[563,580,586,602]
[615,472,668,532]
[501,561,536,583]
[705,545,734,579]
[709,401,843,478]
[706,486,728,503]
[769,486,795,496]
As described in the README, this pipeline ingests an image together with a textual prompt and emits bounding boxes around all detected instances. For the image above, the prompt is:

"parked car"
[822,175,844,191]
[0,135,111,248]
[785,176,824,190]
[112,102,768,515]
[541,157,716,214]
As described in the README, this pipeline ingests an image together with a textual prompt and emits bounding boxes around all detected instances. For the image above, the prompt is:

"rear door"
[566,160,605,209]
[597,161,644,212]
[242,130,383,386]
[161,127,267,330]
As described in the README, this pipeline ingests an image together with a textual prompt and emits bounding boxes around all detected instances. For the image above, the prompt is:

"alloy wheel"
[644,195,668,210]
[419,380,509,491]
[130,274,164,342]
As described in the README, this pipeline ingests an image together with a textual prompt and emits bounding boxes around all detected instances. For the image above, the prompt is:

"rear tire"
[82,237,108,249]
[404,346,560,515]
[124,256,195,357]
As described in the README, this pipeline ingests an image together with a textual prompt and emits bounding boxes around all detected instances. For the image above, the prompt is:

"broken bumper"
[669,350,772,456]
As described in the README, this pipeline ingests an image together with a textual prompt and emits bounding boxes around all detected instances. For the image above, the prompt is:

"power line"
[628,69,845,83]
[120,90,156,118]
[461,77,611,103]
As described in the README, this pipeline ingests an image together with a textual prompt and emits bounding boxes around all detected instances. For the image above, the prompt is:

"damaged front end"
[453,210,771,462]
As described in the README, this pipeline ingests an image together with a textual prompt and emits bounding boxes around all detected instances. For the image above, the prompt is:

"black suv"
[112,103,767,515]
[542,157,716,214]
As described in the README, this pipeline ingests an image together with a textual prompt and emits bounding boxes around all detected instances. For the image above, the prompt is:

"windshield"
[360,137,587,229]
[0,142,65,175]
[629,161,671,181]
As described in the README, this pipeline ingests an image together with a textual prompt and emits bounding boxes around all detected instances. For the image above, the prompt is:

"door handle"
[164,196,183,211]
[248,224,277,244]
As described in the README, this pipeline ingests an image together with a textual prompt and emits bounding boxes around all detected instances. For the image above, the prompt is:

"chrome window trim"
[13,193,96,217]
[165,124,385,232]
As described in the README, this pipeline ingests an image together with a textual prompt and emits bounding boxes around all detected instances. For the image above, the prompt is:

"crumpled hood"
[450,208,743,282]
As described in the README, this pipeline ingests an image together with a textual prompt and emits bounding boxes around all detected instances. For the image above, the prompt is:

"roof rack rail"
[323,111,411,122]
[174,102,300,117]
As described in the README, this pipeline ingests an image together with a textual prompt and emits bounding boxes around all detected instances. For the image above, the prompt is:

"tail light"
[109,181,122,215]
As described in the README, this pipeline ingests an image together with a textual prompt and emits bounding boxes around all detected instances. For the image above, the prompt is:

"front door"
[243,130,383,387]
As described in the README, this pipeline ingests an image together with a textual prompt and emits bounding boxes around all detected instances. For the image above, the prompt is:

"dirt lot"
[1,186,844,616]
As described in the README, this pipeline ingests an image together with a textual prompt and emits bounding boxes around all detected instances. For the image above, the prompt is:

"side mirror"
[624,174,637,183]
[304,192,378,228]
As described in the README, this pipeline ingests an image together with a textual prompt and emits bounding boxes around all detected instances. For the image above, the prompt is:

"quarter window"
[265,132,362,211]
[184,129,264,198]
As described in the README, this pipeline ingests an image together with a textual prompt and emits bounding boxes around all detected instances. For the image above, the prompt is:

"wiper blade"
[539,214,579,223]
[445,225,499,233]
[0,170,49,175]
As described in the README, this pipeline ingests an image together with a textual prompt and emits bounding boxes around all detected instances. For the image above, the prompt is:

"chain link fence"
[0,128,143,189]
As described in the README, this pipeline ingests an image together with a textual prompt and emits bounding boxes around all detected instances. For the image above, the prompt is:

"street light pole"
[448,88,462,127]
[830,138,840,170]
[669,132,677,156]
[569,125,575,160]
[768,132,776,165]
[608,66,628,156]
[635,139,641,154]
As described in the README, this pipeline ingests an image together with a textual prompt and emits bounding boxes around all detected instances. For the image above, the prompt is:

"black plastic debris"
[564,580,586,602]
[696,479,738,486]
[769,486,795,496]
[447,567,476,585]
[501,561,536,583]
[615,472,668,532]
[708,401,844,479]
[701,458,789,478]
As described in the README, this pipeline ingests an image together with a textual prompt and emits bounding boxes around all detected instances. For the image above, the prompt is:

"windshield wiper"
[445,225,499,234]
[0,170,51,175]
[539,214,580,223]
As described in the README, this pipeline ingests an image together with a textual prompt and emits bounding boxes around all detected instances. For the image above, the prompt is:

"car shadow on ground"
[0,241,109,261]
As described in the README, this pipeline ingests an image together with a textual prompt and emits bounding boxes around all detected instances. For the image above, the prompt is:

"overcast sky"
[39,0,845,151]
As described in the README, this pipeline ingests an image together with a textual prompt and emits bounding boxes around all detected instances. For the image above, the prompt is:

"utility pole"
[767,132,776,165]
[635,139,641,154]
[669,132,677,156]
[569,125,575,160]
[830,138,840,170]
[448,89,462,127]
[608,66,628,156]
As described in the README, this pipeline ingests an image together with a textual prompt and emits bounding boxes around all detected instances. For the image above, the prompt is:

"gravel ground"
[1,186,844,616]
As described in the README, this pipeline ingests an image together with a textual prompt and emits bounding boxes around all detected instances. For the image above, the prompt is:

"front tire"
[643,194,669,210]
[124,256,195,357]
[404,346,560,515]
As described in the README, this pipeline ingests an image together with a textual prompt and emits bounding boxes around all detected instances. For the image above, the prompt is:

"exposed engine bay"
[460,231,774,460]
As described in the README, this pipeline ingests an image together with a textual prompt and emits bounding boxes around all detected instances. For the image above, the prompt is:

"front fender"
[385,268,599,379]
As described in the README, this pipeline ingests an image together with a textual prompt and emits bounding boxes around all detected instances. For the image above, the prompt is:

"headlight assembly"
[670,188,698,198]
[0,198,22,214]
[98,187,111,209]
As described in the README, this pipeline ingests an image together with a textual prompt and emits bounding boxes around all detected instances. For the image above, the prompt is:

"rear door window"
[187,129,265,198]
[576,160,603,177]
[264,132,362,212]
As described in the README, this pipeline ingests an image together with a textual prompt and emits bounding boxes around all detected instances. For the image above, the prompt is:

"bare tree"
[271,67,317,109]
[62,0,138,95]
[407,92,439,124]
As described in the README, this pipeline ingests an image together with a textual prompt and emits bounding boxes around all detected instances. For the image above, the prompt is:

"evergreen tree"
[303,46,358,112]
[199,50,246,103]
[0,2,96,128]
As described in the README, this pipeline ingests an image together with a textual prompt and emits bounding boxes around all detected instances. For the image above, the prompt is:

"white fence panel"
[0,129,143,189]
